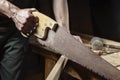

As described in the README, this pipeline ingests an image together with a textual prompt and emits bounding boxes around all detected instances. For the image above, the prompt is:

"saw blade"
[36,26,120,80]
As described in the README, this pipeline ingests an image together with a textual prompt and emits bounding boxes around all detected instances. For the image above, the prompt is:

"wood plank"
[80,34,120,48]
[45,58,57,79]
[66,66,83,80]
[101,52,120,68]
[46,55,68,80]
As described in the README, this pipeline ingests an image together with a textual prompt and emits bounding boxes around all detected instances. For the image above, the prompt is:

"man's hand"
[12,8,39,37]
[0,0,38,37]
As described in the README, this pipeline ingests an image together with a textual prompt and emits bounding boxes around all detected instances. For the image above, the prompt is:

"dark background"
[68,0,120,42]
[34,0,120,42]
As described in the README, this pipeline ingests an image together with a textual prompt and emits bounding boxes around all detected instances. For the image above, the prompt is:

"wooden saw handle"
[32,12,58,39]
[21,11,58,39]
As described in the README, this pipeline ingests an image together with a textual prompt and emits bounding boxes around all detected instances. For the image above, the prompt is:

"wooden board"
[101,52,120,70]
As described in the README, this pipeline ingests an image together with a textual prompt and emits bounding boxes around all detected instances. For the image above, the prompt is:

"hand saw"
[21,11,120,80]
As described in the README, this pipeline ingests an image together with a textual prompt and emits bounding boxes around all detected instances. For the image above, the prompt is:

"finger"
[28,8,37,13]
[73,35,83,43]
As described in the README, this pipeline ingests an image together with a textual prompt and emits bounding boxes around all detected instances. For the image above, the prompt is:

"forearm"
[0,0,19,18]
[53,0,69,32]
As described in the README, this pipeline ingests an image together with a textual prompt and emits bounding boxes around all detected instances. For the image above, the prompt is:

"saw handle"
[32,12,58,39]
[20,11,58,39]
